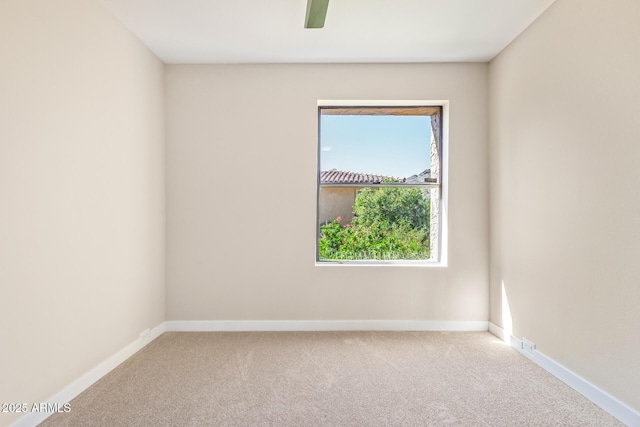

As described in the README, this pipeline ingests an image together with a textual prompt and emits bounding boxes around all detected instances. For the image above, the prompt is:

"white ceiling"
[99,0,556,64]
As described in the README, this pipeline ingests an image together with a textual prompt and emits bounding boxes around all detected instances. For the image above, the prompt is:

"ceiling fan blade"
[305,0,329,28]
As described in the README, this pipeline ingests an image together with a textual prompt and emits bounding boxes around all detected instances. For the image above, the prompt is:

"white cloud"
[321,146,333,152]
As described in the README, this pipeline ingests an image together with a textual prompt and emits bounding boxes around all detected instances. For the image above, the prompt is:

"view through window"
[317,106,442,263]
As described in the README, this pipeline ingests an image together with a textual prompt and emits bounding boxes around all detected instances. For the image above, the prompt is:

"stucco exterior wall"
[319,187,357,226]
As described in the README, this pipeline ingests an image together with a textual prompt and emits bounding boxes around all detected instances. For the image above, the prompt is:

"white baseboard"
[488,321,504,341]
[10,323,166,427]
[510,336,640,427]
[165,320,489,332]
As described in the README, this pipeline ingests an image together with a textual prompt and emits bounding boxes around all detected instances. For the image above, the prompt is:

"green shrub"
[319,186,430,261]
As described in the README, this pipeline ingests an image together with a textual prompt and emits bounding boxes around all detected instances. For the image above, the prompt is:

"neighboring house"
[319,169,429,226]
[404,169,431,184]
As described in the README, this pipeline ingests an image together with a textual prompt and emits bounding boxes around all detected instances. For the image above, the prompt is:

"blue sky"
[320,115,431,178]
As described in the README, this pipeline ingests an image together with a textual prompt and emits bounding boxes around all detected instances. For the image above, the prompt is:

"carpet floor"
[40,331,623,426]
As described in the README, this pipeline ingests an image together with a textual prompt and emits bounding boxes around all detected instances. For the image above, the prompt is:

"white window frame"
[315,100,449,267]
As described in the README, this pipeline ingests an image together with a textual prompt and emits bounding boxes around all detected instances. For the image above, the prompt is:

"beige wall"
[166,63,489,322]
[489,0,640,412]
[0,1,165,425]
[319,187,357,226]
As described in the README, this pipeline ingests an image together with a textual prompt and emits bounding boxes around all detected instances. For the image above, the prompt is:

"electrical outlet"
[139,328,150,342]
[522,338,536,353]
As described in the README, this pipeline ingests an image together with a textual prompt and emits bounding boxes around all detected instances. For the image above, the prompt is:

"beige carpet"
[40,331,623,426]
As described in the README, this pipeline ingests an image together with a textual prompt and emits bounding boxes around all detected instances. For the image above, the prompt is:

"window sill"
[315,260,447,267]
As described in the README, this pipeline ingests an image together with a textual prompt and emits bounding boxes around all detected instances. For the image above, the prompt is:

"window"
[317,103,445,264]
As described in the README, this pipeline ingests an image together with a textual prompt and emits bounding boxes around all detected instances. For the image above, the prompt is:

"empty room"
[1,0,639,426]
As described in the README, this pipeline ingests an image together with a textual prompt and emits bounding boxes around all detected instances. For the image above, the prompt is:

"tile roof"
[320,170,401,184]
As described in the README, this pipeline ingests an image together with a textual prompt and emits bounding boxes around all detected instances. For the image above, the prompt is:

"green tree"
[353,185,429,233]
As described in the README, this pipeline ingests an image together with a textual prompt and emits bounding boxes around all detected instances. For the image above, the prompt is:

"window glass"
[317,106,441,263]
